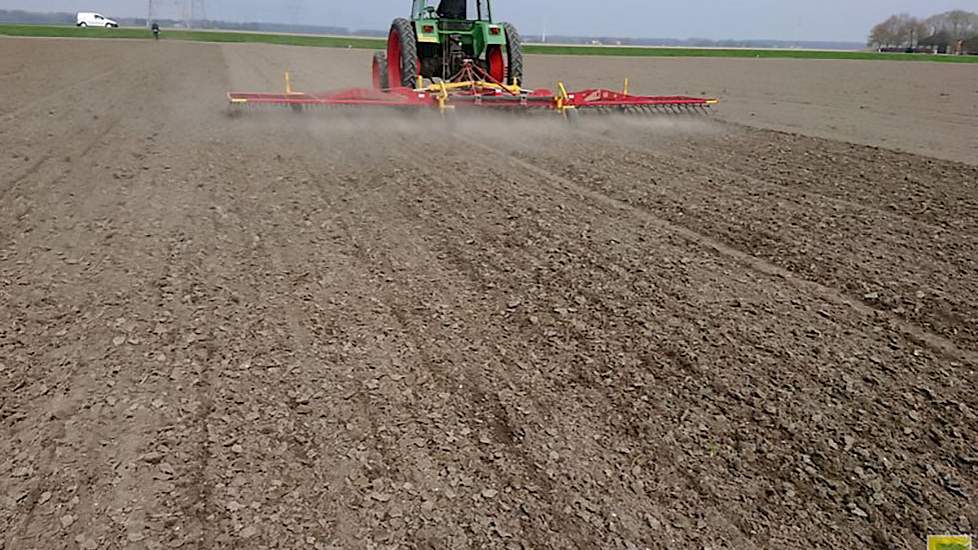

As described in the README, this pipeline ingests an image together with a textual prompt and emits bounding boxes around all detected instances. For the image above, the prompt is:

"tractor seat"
[436,0,466,20]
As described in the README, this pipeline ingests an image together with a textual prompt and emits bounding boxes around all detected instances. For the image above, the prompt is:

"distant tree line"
[868,10,978,53]
[525,36,863,50]
[0,9,74,25]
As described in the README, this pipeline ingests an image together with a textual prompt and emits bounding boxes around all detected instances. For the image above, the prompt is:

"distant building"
[963,36,978,55]
[918,30,952,54]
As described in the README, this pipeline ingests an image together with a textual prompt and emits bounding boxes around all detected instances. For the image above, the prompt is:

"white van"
[76,12,119,28]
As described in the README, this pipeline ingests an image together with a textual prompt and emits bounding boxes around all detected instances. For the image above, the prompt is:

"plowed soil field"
[2,38,976,550]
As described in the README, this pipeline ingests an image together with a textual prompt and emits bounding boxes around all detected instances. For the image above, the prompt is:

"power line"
[191,0,207,24]
[148,0,206,28]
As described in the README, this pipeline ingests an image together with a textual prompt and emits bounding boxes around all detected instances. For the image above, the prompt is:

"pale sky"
[3,0,977,41]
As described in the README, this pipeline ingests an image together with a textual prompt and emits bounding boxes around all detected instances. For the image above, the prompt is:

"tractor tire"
[387,18,419,89]
[502,22,523,86]
[372,51,389,90]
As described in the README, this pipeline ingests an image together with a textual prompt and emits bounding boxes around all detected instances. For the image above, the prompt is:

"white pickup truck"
[76,12,119,28]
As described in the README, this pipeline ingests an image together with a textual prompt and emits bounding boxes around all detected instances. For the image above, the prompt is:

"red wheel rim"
[387,28,402,88]
[486,45,505,83]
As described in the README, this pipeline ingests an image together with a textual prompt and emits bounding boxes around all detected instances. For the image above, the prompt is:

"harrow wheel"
[387,18,419,88]
[372,51,389,90]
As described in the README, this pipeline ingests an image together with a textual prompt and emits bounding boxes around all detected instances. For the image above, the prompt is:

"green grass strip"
[2,24,976,63]
[524,44,978,63]
[0,24,385,49]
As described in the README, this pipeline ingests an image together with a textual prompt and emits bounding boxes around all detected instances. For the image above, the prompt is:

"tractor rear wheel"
[372,51,389,90]
[502,22,523,86]
[387,18,419,88]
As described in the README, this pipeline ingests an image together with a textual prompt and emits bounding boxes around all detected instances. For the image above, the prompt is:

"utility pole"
[180,0,189,28]
[188,0,206,28]
[147,0,152,28]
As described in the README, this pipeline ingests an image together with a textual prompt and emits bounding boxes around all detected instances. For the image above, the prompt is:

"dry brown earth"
[1,37,976,550]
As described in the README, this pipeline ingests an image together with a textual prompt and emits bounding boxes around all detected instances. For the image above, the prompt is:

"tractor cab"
[435,0,466,20]
[374,0,522,89]
[412,0,491,22]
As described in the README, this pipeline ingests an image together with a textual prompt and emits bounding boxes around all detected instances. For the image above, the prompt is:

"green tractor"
[372,0,523,90]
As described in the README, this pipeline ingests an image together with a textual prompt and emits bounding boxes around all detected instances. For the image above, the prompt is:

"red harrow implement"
[227,61,718,119]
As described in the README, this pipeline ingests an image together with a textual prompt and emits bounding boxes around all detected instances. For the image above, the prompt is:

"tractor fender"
[414,19,439,44]
[481,23,507,47]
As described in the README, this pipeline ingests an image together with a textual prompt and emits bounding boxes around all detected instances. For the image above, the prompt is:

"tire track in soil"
[526,117,977,237]
[0,68,117,122]
[489,127,978,353]
[462,137,978,366]
[257,133,558,547]
[155,228,222,550]
[0,57,150,403]
[558,128,978,349]
[0,114,171,550]
[0,69,26,79]
[134,45,280,550]
[536,119,968,241]
[211,126,630,546]
[299,137,764,547]
[209,162,350,547]
[677,124,978,234]
[440,134,966,548]
[7,39,977,549]
[1,111,125,532]
[189,47,381,548]
[391,161,765,546]
[0,38,128,117]
[433,170,765,547]
[657,137,974,239]
[327,187,574,548]
[456,128,978,407]
[107,146,262,549]
[139,46,293,548]
[375,149,803,546]
[629,122,978,239]
[336,127,960,548]
[0,48,148,206]
[158,111,410,546]
[0,116,121,205]
[1,41,238,550]
[388,149,822,546]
